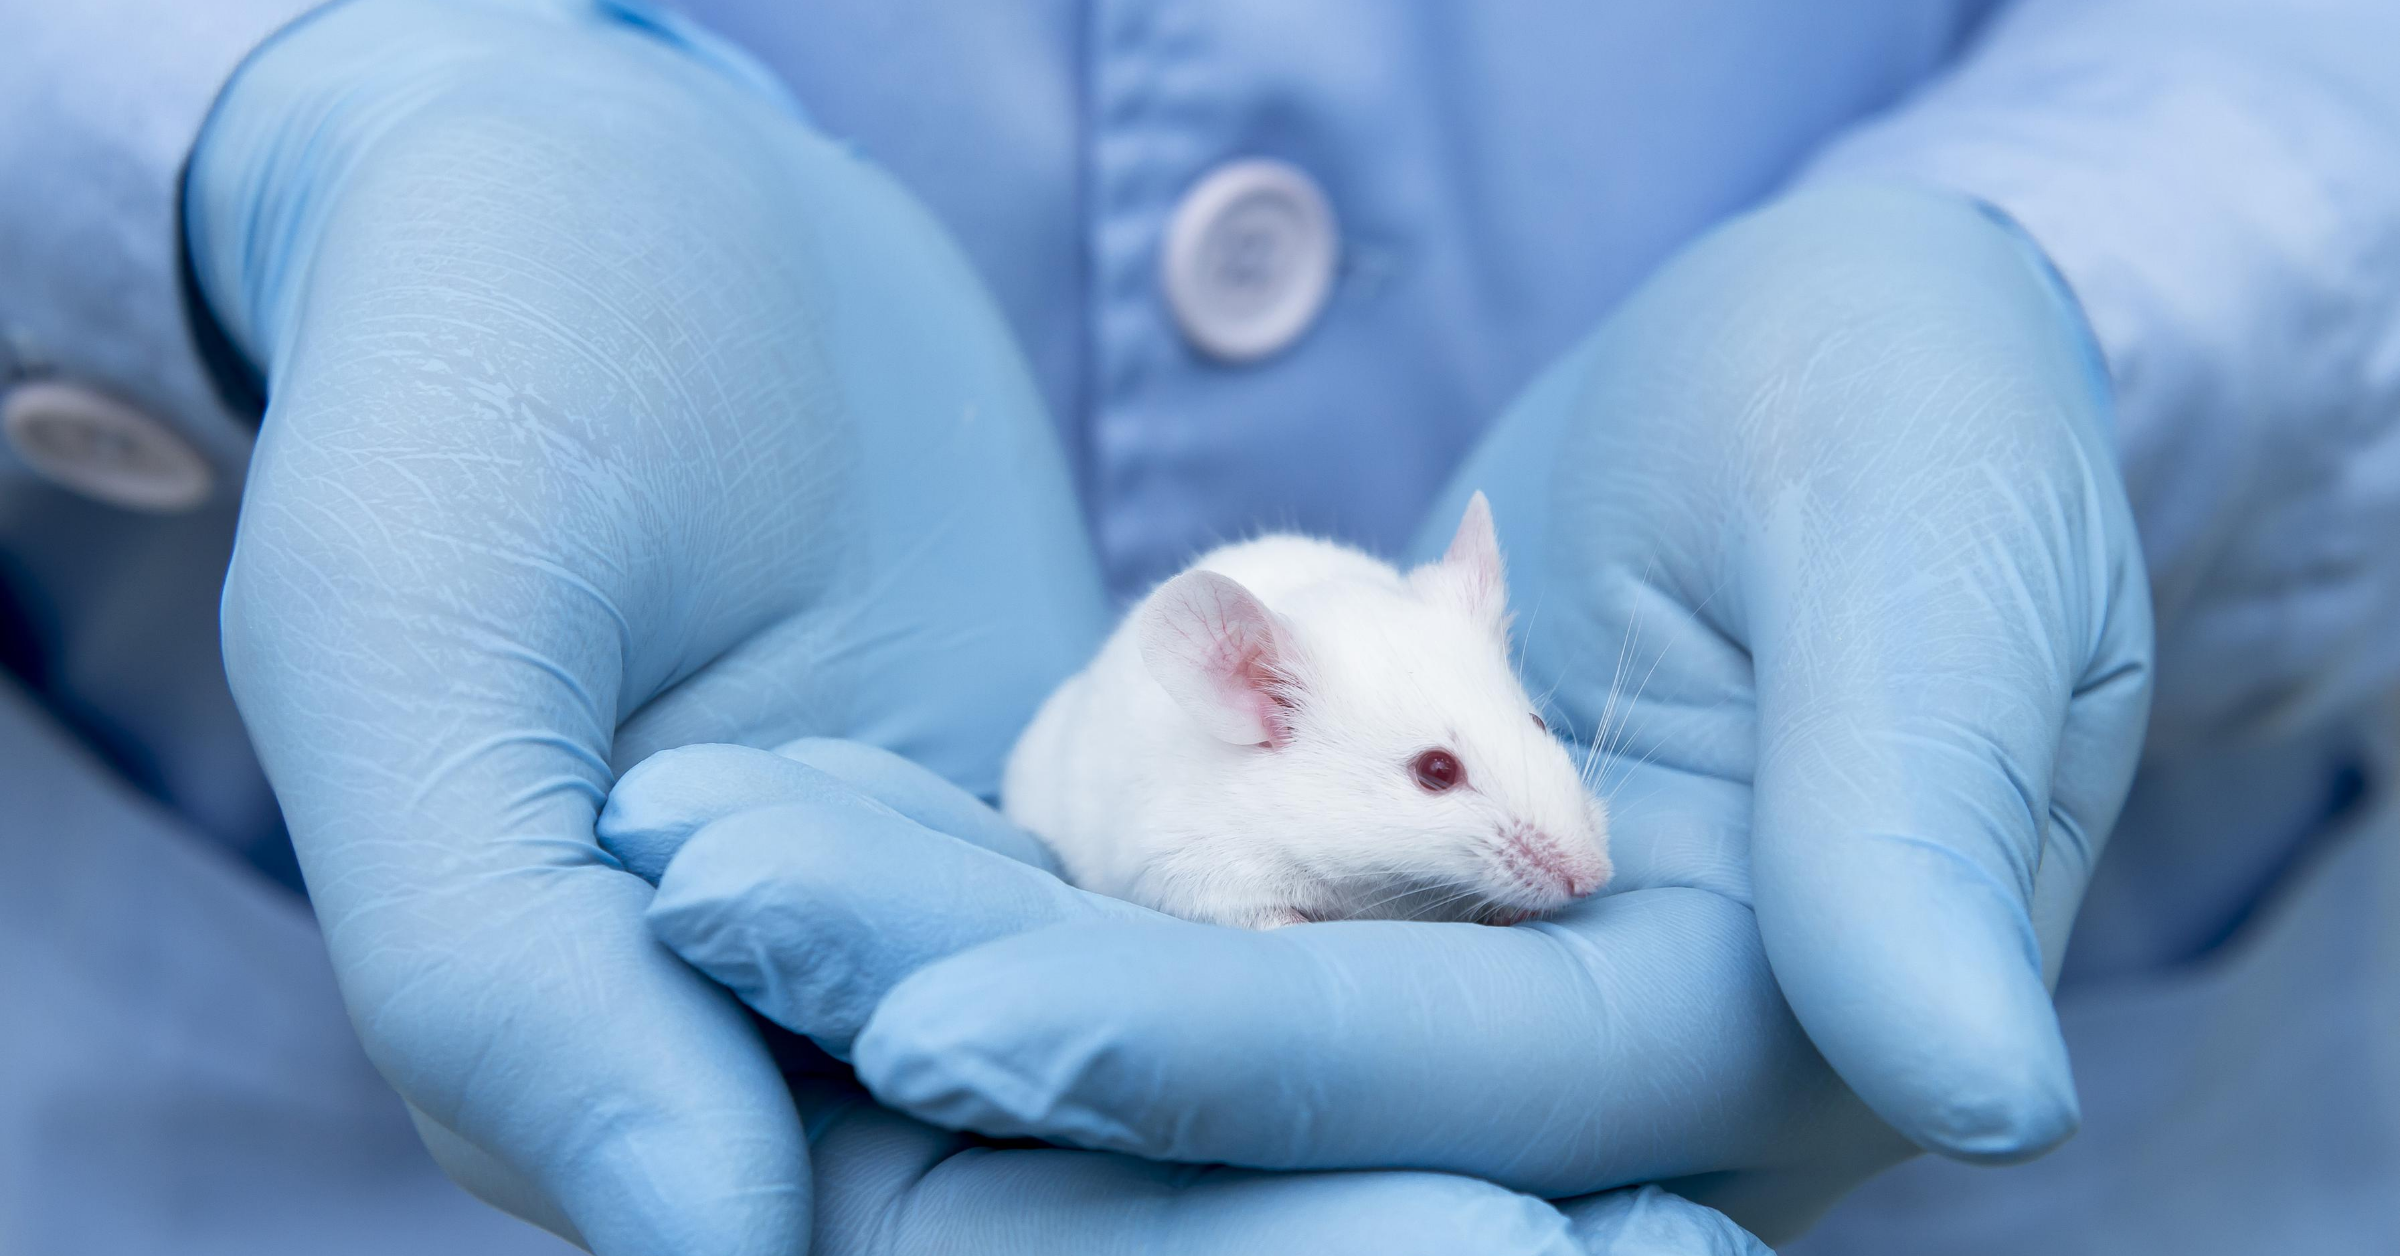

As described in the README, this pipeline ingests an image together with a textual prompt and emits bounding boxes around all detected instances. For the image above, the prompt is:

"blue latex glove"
[192,0,1639,1249]
[605,185,2153,1243]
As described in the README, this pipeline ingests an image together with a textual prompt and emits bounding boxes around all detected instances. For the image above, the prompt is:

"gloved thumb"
[1737,194,2153,1163]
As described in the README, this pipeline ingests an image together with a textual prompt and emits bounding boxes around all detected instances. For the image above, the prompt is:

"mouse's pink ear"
[1137,569,1301,748]
[1412,490,1509,629]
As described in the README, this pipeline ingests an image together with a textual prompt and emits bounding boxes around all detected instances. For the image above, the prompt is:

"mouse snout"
[1496,823,1608,902]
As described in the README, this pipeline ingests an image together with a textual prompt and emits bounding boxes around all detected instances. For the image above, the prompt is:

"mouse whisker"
[1596,687,1741,805]
[1390,884,1493,922]
[1585,566,1736,797]
[1334,874,1493,923]
[1585,575,1644,782]
[1594,628,1671,789]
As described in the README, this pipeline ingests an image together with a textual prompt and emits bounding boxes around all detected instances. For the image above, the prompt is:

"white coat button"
[1161,159,1338,363]
[2,380,213,512]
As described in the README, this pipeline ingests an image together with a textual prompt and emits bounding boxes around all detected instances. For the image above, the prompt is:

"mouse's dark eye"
[1530,712,1548,734]
[1410,749,1466,793]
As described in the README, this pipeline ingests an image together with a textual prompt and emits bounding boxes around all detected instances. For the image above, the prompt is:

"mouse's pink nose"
[1501,827,1602,899]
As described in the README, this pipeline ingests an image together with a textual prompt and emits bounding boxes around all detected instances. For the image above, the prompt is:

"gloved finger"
[795,1075,1594,1256]
[1749,577,2080,1165]
[600,744,852,883]
[845,825,1884,1199]
[1729,193,2153,1162]
[1748,561,2148,1161]
[639,789,1154,1055]
[1559,1186,1772,1256]
[599,741,1056,884]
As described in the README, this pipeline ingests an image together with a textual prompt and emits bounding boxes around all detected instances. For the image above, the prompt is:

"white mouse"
[1002,492,1611,929]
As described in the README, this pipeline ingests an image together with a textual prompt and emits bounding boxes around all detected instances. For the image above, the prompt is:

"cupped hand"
[602,739,1769,1254]
[607,184,2152,1243]
[189,0,1113,1248]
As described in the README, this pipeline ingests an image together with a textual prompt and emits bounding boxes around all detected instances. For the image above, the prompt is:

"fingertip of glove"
[1810,969,2083,1165]
[1564,1184,1772,1256]
[593,819,677,886]
[1755,816,2083,1164]
[1319,1176,1584,1256]
[598,745,735,882]
[850,983,1095,1147]
[849,919,1308,1161]
[599,743,833,883]
[848,931,1188,1154]
[1903,1060,2081,1164]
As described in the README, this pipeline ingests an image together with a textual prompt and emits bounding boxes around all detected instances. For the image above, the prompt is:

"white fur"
[1002,494,1612,929]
